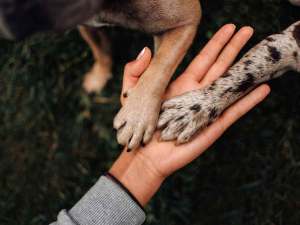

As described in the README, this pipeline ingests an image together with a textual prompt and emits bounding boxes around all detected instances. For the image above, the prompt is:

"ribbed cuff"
[68,176,146,225]
[105,172,145,211]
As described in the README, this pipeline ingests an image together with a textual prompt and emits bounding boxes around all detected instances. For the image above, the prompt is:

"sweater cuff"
[68,176,146,225]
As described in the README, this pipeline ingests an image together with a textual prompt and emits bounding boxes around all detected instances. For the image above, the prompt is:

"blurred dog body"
[80,0,201,149]
[81,0,201,94]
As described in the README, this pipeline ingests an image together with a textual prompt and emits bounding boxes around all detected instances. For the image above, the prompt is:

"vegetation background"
[0,0,299,224]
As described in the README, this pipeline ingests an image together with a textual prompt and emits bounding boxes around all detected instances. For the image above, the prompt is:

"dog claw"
[159,21,300,144]
[114,91,161,149]
[158,90,221,144]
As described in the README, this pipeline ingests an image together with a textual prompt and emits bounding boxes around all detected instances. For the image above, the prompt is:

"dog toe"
[113,114,126,130]
[143,125,156,145]
[157,108,178,129]
[158,90,222,144]
[161,119,187,141]
[117,124,133,146]
[177,122,200,144]
[128,126,145,150]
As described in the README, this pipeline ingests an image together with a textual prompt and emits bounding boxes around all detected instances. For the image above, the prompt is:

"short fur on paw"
[158,21,300,145]
[114,88,161,150]
[158,90,222,144]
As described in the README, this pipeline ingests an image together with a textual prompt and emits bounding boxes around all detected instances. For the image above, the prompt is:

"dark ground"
[0,0,300,224]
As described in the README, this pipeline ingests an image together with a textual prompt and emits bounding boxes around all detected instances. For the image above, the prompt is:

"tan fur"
[79,26,112,93]
[80,0,202,149]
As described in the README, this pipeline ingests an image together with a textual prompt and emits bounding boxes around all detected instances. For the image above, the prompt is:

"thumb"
[121,47,152,103]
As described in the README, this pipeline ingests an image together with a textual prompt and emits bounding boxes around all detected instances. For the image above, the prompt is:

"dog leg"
[159,21,300,144]
[114,24,199,149]
[79,26,112,94]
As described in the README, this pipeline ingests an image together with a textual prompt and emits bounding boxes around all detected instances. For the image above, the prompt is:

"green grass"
[0,0,299,224]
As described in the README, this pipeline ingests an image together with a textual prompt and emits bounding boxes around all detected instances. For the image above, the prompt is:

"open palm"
[112,24,270,186]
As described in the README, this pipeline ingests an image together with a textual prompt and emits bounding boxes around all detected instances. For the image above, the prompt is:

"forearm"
[0,0,103,40]
[110,150,165,207]
[50,175,146,225]
[50,147,163,225]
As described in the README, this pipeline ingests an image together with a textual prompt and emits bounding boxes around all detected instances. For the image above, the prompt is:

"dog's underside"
[159,21,300,144]
[80,0,201,149]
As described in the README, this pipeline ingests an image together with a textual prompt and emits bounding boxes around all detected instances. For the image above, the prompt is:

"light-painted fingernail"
[137,47,146,60]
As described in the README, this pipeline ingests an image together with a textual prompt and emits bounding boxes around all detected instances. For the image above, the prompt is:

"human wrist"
[109,152,165,207]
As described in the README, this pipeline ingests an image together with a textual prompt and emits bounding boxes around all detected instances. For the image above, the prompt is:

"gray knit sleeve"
[50,176,146,225]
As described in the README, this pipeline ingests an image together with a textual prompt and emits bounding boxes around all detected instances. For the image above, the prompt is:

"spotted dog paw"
[158,20,300,145]
[158,89,223,144]
[158,21,300,145]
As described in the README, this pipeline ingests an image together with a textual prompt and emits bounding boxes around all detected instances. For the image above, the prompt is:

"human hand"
[110,24,271,206]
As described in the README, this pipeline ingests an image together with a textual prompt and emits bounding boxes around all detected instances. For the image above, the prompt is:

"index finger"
[184,24,236,81]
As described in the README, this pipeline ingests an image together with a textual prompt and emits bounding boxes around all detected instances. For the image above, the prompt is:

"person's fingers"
[121,47,152,104]
[173,84,271,166]
[199,26,254,88]
[184,24,236,81]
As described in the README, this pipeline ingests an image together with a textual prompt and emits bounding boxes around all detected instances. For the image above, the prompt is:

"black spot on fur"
[234,73,255,93]
[293,25,300,47]
[209,108,218,120]
[123,92,128,98]
[265,56,272,62]
[221,87,233,97]
[268,46,281,63]
[257,65,263,70]
[208,83,216,91]
[294,51,298,59]
[178,126,185,134]
[266,37,275,42]
[221,72,232,78]
[175,116,185,122]
[270,73,275,79]
[244,60,253,66]
[190,104,201,112]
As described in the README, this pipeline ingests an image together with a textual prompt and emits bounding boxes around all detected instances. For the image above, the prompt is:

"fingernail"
[136,47,146,60]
